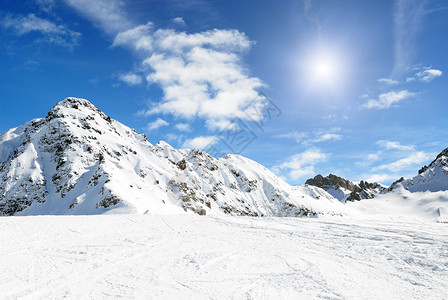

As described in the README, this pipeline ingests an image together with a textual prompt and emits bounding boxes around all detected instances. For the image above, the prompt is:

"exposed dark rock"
[306,174,385,202]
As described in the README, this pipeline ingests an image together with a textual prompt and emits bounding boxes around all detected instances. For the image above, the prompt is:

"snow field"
[1,214,447,299]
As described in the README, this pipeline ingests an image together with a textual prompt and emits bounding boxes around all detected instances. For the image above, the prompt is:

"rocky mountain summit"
[305,174,386,202]
[0,97,342,216]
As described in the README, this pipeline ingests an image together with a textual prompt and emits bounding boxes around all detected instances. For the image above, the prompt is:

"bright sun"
[313,59,336,81]
[309,54,339,84]
[299,47,348,94]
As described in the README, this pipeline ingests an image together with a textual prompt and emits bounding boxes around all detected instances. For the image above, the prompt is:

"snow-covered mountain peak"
[0,97,345,217]
[45,97,119,135]
[390,147,448,193]
[50,97,103,115]
[420,147,448,173]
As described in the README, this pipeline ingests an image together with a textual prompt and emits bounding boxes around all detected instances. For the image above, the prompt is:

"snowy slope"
[0,97,342,217]
[1,214,447,299]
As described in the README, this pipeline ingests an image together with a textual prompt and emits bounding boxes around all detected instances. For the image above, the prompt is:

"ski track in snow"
[0,214,447,299]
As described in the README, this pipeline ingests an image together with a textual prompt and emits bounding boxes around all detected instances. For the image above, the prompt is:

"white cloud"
[406,68,443,83]
[322,114,348,121]
[360,93,370,99]
[63,0,133,34]
[273,148,328,181]
[278,131,307,143]
[356,140,435,184]
[372,151,431,173]
[172,17,186,26]
[64,1,265,130]
[1,13,81,47]
[146,118,169,131]
[366,152,381,163]
[415,69,442,82]
[313,133,342,143]
[364,173,401,184]
[364,90,415,109]
[175,123,191,132]
[153,28,253,53]
[142,43,264,121]
[182,136,217,149]
[165,133,180,141]
[35,0,55,12]
[378,78,399,85]
[376,140,415,151]
[112,21,153,51]
[205,119,237,131]
[119,73,143,85]
[279,128,342,145]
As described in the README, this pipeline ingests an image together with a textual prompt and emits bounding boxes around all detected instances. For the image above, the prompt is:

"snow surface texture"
[0,97,343,217]
[1,214,447,299]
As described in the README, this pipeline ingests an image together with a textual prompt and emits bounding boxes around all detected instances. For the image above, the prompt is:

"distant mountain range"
[1,97,447,217]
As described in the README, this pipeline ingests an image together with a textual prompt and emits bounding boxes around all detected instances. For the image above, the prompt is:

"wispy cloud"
[356,139,433,184]
[278,128,342,145]
[172,17,186,26]
[146,118,169,131]
[175,123,191,132]
[112,21,153,51]
[378,78,399,86]
[372,151,431,173]
[376,140,415,151]
[407,68,443,82]
[182,136,217,149]
[302,0,321,39]
[273,148,328,182]
[1,13,80,47]
[35,0,55,13]
[417,69,442,82]
[364,90,415,109]
[118,73,143,85]
[278,131,307,143]
[364,173,402,184]
[205,119,237,131]
[63,0,133,34]
[393,0,428,75]
[313,133,342,143]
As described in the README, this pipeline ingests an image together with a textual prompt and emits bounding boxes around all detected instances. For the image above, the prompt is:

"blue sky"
[1,0,447,185]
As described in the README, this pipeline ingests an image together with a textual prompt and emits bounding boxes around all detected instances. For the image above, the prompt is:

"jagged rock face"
[389,147,448,193]
[305,174,385,202]
[0,97,342,216]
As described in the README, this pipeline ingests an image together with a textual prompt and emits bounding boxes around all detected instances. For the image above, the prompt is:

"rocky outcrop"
[305,174,385,202]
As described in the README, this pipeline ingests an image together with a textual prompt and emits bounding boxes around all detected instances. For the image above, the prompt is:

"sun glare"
[299,47,349,95]
[313,58,336,82]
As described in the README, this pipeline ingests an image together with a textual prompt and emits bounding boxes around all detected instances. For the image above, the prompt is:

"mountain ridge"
[1,97,447,218]
[0,97,342,216]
